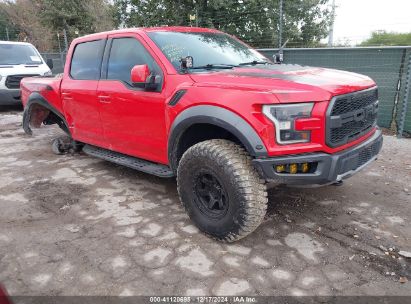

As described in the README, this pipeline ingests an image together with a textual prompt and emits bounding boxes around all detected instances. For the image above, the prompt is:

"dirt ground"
[0,107,410,297]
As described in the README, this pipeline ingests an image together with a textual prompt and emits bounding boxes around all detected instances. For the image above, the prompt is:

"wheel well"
[43,109,68,131]
[23,101,70,135]
[173,123,244,170]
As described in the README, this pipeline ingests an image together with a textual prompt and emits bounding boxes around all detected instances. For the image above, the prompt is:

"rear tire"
[177,139,268,242]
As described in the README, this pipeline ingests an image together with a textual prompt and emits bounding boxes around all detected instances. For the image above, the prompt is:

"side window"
[107,37,161,85]
[70,40,105,80]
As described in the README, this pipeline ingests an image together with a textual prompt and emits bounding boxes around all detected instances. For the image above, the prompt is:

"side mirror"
[131,64,161,91]
[46,58,54,70]
[131,64,150,84]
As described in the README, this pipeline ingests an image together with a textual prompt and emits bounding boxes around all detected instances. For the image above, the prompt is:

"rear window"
[70,40,105,80]
[0,44,42,65]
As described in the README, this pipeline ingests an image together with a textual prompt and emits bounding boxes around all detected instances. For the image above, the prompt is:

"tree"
[0,0,53,50]
[0,6,18,41]
[113,0,332,48]
[37,0,115,43]
[360,31,411,47]
[0,0,116,51]
[83,0,117,33]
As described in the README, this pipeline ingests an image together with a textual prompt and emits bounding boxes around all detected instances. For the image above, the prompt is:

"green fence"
[258,47,411,136]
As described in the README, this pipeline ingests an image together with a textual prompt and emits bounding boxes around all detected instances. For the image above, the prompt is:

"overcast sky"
[332,0,411,44]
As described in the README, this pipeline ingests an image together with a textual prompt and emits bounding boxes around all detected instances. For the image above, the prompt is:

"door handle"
[98,95,111,103]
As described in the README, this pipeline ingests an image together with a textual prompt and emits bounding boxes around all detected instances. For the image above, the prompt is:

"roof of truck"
[74,26,221,42]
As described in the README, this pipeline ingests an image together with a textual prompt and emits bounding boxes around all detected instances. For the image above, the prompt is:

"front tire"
[177,139,268,242]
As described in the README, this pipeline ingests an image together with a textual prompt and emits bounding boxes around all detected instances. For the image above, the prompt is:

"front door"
[97,35,167,164]
[61,39,106,147]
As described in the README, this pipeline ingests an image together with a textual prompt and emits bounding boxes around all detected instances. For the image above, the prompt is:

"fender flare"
[23,92,70,136]
[168,105,268,171]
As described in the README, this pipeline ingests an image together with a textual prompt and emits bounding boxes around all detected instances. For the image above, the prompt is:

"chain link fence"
[40,52,66,74]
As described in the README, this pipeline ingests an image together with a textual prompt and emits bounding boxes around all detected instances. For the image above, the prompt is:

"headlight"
[263,103,314,144]
[43,70,52,76]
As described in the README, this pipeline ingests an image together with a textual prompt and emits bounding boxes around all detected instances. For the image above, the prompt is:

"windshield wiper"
[189,64,237,70]
[237,60,271,66]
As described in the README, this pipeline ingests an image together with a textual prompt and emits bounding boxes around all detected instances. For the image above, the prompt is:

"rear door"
[61,39,106,147]
[96,34,168,164]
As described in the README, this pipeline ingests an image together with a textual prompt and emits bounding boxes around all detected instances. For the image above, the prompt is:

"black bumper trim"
[253,129,383,186]
[0,89,21,105]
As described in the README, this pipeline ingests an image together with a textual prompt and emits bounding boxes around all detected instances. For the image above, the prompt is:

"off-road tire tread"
[177,139,268,242]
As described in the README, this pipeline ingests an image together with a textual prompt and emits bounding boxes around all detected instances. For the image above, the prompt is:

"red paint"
[0,284,11,304]
[295,117,322,131]
[20,27,378,165]
[131,64,150,83]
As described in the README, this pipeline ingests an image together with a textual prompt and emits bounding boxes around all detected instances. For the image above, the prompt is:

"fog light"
[274,161,317,175]
[276,164,286,173]
[289,164,298,174]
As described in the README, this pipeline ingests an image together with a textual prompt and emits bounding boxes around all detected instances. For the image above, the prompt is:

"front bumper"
[0,89,21,105]
[253,129,383,186]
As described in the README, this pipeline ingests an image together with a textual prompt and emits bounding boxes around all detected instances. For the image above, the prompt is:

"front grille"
[326,87,378,148]
[5,74,39,89]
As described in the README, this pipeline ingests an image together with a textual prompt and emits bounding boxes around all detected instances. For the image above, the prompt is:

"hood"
[188,64,376,103]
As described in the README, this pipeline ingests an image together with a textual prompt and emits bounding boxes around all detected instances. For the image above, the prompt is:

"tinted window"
[107,38,160,84]
[148,32,268,72]
[70,40,105,80]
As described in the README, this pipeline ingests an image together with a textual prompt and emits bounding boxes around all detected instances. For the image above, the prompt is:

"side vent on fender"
[168,89,187,106]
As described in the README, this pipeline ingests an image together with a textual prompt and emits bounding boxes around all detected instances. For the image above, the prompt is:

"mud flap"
[22,106,33,135]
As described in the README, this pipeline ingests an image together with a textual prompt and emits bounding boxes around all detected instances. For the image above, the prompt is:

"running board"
[83,144,174,178]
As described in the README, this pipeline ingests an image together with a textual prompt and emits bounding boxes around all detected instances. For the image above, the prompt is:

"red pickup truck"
[20,27,382,242]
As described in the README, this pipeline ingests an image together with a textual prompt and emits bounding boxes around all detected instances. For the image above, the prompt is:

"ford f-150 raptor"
[20,27,382,242]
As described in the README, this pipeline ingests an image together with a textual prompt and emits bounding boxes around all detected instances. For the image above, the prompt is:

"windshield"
[147,31,269,72]
[0,44,43,65]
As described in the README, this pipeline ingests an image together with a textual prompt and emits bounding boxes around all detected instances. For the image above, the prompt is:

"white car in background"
[0,41,53,106]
